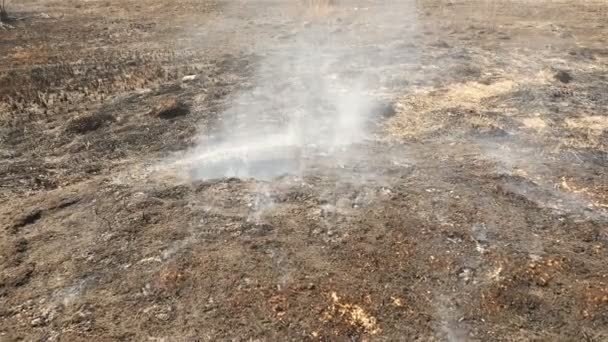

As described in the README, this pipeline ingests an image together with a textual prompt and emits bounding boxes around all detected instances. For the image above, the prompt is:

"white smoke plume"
[175,0,419,181]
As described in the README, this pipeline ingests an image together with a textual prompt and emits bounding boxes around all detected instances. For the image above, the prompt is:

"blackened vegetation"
[66,112,115,134]
[12,209,42,231]
[0,0,8,22]
[150,98,190,119]
[554,70,573,84]
[374,101,397,119]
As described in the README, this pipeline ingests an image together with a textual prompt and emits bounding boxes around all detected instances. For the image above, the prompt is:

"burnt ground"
[1,0,608,341]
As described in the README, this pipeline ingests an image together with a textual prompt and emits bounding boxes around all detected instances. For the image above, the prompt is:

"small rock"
[536,276,549,287]
[31,318,44,327]
[181,75,197,82]
[156,313,170,321]
[458,267,474,283]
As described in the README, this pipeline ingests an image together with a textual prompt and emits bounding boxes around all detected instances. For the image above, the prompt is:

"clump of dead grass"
[565,116,608,132]
[386,80,515,140]
[554,115,608,152]
[321,291,382,335]
[519,117,547,131]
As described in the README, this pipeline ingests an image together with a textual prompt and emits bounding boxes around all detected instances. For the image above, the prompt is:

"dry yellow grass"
[561,177,608,209]
[565,116,608,132]
[303,0,337,16]
[553,116,608,151]
[386,80,515,139]
[321,291,382,335]
[304,0,336,8]
[520,117,547,131]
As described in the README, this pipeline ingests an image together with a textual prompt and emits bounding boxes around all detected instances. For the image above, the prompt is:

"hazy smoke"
[178,0,419,181]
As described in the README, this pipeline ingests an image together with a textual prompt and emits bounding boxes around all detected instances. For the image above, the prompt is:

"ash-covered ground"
[1,0,607,340]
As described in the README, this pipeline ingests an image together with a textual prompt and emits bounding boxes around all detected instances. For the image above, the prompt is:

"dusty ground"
[1,0,608,340]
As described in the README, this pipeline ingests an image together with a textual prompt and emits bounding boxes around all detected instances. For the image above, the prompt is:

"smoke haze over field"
[181,0,419,180]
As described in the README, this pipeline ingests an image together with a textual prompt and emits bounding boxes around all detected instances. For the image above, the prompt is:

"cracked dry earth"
[1,0,608,341]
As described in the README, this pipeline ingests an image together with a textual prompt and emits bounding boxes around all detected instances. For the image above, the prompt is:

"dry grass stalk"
[304,0,337,16]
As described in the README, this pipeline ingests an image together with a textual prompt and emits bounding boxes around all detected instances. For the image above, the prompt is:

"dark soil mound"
[150,98,190,119]
[65,112,114,134]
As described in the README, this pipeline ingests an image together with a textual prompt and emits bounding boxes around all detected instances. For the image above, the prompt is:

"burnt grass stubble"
[1,0,607,340]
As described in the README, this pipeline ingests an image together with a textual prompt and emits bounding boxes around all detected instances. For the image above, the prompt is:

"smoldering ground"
[3,0,608,340]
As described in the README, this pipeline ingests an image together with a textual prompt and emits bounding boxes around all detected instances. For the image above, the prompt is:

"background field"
[1,0,607,340]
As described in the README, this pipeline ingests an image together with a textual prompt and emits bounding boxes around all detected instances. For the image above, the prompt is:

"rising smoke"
[177,0,419,181]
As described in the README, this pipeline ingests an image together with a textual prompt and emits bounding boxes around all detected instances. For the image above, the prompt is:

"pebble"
[182,75,197,82]
[31,318,44,327]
